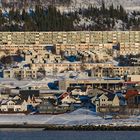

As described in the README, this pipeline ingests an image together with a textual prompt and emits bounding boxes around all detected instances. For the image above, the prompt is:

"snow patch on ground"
[57,0,140,12]
[74,16,95,28]
[0,109,140,126]
[69,108,97,115]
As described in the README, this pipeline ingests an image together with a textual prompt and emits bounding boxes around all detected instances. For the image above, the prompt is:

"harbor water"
[0,130,139,140]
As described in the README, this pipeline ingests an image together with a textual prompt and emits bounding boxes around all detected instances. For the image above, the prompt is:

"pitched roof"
[125,89,138,100]
[1,99,8,105]
[96,94,102,99]
[97,88,113,94]
[106,93,115,101]
[67,86,87,92]
[15,99,24,105]
[19,90,39,101]
[98,93,115,101]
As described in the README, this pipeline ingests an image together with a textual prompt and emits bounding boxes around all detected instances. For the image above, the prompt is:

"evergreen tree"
[0,3,139,31]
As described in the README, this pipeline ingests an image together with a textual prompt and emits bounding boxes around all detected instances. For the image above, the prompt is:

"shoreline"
[43,125,140,131]
[0,124,140,131]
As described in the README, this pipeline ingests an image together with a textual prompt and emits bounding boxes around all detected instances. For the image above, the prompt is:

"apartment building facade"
[0,31,139,55]
[3,68,37,79]
[3,64,140,81]
[92,66,140,78]
[59,78,124,90]
[31,63,114,73]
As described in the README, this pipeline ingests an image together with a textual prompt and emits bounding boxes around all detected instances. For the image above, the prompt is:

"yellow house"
[93,93,120,112]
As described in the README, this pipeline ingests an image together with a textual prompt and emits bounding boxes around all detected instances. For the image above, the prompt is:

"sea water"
[0,131,139,140]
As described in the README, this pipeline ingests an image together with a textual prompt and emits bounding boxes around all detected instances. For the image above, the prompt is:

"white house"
[0,99,28,112]
[61,95,81,104]
[21,100,28,111]
[1,100,16,112]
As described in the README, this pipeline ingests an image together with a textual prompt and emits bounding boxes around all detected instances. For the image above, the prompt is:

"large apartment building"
[0,31,139,44]
[0,31,139,55]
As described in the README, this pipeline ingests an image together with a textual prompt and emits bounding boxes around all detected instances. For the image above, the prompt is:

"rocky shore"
[1,124,140,131]
[43,125,140,131]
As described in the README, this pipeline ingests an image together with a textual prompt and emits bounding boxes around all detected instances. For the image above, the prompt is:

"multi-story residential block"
[92,66,140,78]
[31,63,114,73]
[0,31,139,55]
[55,43,113,55]
[3,68,37,79]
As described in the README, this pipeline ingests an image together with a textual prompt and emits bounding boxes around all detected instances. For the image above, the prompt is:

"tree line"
[0,1,139,31]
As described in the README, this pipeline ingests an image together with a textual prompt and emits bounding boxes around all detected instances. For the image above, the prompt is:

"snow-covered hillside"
[58,0,140,12]
[1,0,140,12]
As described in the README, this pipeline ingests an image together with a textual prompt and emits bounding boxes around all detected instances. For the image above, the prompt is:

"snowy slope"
[0,109,140,126]
[1,0,140,12]
[59,0,140,12]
